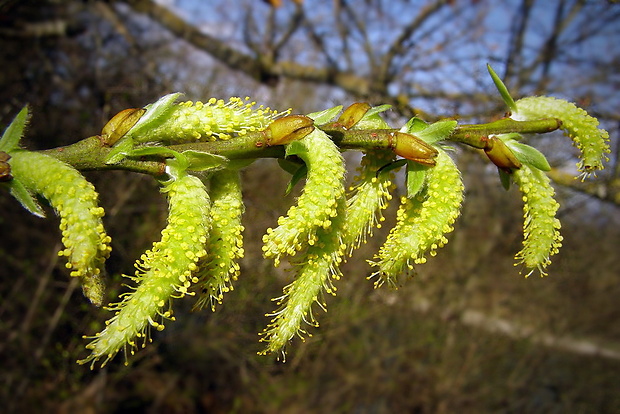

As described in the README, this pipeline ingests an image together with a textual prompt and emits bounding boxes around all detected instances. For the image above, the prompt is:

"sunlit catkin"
[260,198,346,356]
[262,128,346,265]
[131,97,287,143]
[9,150,111,306]
[80,173,210,367]
[511,96,610,177]
[370,149,463,287]
[512,164,562,276]
[194,169,245,311]
[343,150,394,255]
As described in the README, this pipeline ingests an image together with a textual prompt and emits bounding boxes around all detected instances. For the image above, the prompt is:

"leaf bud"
[393,132,438,165]
[101,108,146,146]
[262,115,315,146]
[336,102,371,129]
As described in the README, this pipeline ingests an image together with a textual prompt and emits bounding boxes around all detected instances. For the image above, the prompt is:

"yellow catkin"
[79,173,210,367]
[512,96,610,177]
[370,149,464,287]
[132,97,289,144]
[9,150,111,305]
[262,128,346,265]
[512,164,562,276]
[194,169,245,311]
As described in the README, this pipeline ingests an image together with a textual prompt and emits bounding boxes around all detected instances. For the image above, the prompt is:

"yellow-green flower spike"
[370,148,464,287]
[512,164,562,276]
[79,173,210,367]
[343,150,395,255]
[194,169,245,311]
[262,128,346,265]
[9,150,111,306]
[260,198,347,357]
[131,97,288,144]
[511,96,610,177]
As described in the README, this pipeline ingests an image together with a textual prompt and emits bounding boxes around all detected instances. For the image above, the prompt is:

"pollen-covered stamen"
[369,148,464,287]
[131,97,290,144]
[262,128,346,265]
[512,164,562,277]
[194,169,245,311]
[79,173,210,367]
[511,96,610,177]
[9,150,111,306]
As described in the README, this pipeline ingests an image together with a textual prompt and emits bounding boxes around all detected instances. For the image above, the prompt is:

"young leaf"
[307,105,343,124]
[6,179,45,217]
[503,139,551,172]
[487,64,517,112]
[406,161,429,198]
[415,120,457,144]
[402,117,428,134]
[0,106,29,152]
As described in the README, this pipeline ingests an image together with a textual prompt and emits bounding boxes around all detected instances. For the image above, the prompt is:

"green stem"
[39,118,562,176]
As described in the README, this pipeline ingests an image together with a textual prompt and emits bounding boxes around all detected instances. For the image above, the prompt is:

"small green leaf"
[401,117,429,134]
[355,105,392,129]
[126,92,182,138]
[504,140,551,172]
[284,140,308,158]
[406,161,428,198]
[6,179,46,217]
[0,106,29,152]
[285,163,308,195]
[498,168,512,190]
[307,105,343,124]
[487,64,517,112]
[105,137,134,164]
[416,120,457,144]
[182,150,228,172]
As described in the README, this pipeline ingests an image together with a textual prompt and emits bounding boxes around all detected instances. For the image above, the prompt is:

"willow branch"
[39,118,562,175]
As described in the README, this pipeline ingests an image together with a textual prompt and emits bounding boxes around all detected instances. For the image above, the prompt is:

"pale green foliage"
[80,173,210,367]
[9,150,111,305]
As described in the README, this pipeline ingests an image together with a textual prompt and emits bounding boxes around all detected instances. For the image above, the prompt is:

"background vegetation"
[1,0,619,412]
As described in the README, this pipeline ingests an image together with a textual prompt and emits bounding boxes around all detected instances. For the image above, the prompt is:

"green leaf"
[285,163,308,195]
[406,161,429,198]
[182,150,228,172]
[126,92,182,138]
[105,137,134,164]
[402,117,429,134]
[307,105,343,124]
[498,168,511,190]
[487,64,517,112]
[416,120,457,144]
[284,140,308,158]
[0,106,29,152]
[355,105,392,129]
[503,140,551,172]
[6,179,45,217]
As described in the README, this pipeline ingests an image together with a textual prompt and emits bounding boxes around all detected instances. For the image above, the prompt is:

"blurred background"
[1,0,619,412]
